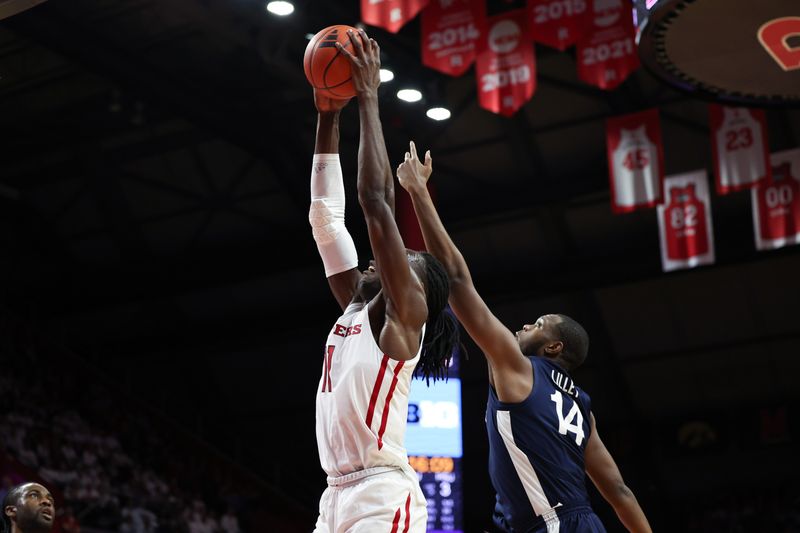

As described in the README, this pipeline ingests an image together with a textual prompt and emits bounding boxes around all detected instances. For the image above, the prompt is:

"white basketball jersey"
[315,302,423,478]
[613,125,661,208]
[716,107,766,189]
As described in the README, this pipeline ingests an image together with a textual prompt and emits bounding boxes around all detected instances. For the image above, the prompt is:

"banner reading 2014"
[657,171,716,272]
[475,9,536,117]
[422,0,485,76]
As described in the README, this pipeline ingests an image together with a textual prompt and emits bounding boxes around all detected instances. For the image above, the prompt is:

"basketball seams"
[322,38,353,98]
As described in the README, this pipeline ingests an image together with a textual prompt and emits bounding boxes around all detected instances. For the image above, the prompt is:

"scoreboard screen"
[406,351,463,533]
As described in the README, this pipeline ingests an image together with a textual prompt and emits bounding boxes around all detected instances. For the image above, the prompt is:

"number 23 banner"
[657,170,716,272]
[475,9,536,117]
[606,109,664,213]
[709,104,770,194]
[752,148,800,251]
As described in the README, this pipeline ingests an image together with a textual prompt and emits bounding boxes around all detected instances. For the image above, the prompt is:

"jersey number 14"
[550,391,585,445]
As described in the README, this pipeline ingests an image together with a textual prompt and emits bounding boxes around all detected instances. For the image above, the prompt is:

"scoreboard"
[406,351,463,532]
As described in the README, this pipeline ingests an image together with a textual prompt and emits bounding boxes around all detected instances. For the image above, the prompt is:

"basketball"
[303,25,357,99]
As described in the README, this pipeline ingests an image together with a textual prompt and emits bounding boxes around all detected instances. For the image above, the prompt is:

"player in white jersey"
[308,29,460,533]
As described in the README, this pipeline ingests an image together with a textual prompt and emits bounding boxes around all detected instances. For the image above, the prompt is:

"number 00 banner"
[657,170,716,272]
[475,9,536,117]
[709,105,770,194]
[606,109,664,214]
[752,148,800,251]
[421,0,485,76]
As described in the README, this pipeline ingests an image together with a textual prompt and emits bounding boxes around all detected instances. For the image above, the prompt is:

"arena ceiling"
[1,0,799,522]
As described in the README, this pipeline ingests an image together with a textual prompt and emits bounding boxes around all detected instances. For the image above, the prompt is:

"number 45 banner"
[752,148,800,251]
[657,170,716,272]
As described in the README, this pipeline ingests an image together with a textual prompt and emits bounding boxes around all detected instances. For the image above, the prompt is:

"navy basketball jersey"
[486,356,595,532]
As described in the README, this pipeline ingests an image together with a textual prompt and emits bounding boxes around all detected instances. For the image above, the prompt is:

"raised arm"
[337,30,426,359]
[309,93,361,310]
[585,414,652,533]
[397,142,531,401]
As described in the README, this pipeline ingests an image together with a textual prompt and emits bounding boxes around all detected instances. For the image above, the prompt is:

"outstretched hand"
[336,28,381,96]
[397,141,432,194]
[314,89,350,113]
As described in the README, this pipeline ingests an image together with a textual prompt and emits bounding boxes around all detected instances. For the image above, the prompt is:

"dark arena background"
[1,0,799,532]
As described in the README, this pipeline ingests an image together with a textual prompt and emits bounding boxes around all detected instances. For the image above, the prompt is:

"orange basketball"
[303,25,358,100]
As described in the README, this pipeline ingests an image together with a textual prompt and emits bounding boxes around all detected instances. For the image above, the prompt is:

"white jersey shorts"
[313,466,427,533]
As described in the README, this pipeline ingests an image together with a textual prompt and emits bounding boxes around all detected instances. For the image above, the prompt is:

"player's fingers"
[425,150,433,168]
[335,41,357,63]
[348,29,365,58]
[409,140,418,161]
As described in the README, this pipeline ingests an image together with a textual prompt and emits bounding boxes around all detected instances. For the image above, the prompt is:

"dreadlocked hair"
[415,252,461,385]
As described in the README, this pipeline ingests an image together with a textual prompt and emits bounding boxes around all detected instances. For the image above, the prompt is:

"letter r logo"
[758,17,800,71]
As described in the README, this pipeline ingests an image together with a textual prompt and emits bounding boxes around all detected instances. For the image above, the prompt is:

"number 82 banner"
[657,170,716,272]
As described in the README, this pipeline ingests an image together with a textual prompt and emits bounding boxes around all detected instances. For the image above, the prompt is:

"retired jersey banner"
[575,0,639,89]
[606,109,664,213]
[528,0,588,51]
[421,0,485,76]
[657,171,716,272]
[710,105,771,194]
[475,9,536,117]
[362,0,429,34]
[752,148,800,251]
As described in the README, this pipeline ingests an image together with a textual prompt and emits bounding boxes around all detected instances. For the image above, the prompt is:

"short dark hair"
[553,314,589,371]
[2,483,28,533]
[414,252,461,384]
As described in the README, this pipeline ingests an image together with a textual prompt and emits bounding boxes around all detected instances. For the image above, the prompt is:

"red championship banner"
[421,0,485,76]
[709,105,771,194]
[527,0,588,51]
[575,0,639,89]
[657,171,716,272]
[606,109,664,213]
[361,0,429,34]
[475,9,536,117]
[752,148,800,251]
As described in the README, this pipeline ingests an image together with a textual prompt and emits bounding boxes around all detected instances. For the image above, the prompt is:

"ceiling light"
[379,69,394,82]
[426,107,451,121]
[266,1,294,16]
[397,89,422,102]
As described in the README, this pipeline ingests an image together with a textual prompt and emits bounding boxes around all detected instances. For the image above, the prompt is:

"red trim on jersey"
[377,360,405,450]
[325,345,334,392]
[365,354,390,428]
[402,492,411,532]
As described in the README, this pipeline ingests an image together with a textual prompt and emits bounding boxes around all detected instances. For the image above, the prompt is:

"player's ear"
[544,341,563,355]
[5,504,17,520]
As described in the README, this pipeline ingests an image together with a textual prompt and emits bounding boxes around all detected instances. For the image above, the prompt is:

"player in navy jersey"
[397,141,652,533]
[308,30,460,532]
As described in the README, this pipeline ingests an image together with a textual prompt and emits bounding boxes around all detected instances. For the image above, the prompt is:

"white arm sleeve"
[309,153,359,277]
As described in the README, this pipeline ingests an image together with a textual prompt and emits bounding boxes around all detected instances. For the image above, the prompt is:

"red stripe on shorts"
[390,505,401,533]
[377,360,405,449]
[365,355,390,428]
